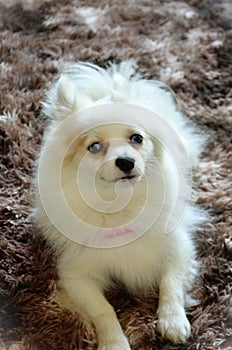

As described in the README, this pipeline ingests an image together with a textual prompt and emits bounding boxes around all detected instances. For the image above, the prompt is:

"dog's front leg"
[59,277,131,350]
[157,269,191,344]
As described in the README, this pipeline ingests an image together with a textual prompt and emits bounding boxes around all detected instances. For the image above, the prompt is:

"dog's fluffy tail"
[42,61,205,164]
[42,61,138,119]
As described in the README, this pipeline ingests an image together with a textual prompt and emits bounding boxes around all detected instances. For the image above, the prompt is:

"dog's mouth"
[120,175,136,180]
[100,174,140,183]
[115,173,141,183]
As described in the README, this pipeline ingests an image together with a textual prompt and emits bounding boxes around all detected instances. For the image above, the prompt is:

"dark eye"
[87,142,103,154]
[130,134,143,144]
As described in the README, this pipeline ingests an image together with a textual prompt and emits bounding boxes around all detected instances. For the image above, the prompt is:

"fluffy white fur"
[33,62,205,349]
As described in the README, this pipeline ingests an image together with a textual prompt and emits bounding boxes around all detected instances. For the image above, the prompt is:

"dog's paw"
[157,307,191,344]
[97,335,131,350]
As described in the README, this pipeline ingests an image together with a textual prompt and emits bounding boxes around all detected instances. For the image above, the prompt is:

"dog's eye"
[130,134,143,144]
[87,142,103,154]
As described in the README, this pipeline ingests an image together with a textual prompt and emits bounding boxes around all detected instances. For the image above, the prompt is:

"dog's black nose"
[115,157,135,173]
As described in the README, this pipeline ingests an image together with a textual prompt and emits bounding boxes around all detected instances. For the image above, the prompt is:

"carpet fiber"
[0,0,231,349]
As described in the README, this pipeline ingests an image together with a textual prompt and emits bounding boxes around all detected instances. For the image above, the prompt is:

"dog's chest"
[61,233,167,292]
[99,237,164,291]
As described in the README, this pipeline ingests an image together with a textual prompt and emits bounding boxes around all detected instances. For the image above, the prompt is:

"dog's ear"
[42,75,92,120]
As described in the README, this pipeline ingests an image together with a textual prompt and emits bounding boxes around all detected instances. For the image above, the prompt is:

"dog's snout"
[115,157,135,173]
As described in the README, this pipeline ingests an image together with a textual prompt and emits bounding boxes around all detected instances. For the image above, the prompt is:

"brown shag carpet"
[0,0,232,349]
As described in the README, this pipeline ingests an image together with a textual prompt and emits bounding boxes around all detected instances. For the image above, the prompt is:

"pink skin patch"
[103,227,134,239]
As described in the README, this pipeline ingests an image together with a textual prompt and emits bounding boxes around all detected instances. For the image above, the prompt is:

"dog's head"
[42,62,168,208]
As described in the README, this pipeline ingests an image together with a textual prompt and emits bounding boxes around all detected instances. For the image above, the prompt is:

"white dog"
[33,62,205,349]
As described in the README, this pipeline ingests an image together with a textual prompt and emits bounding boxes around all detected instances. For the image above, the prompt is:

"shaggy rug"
[0,0,231,349]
